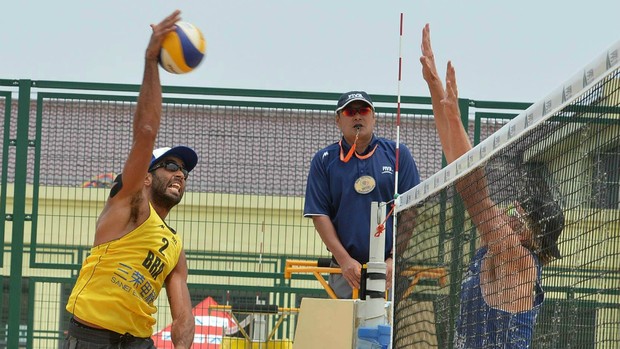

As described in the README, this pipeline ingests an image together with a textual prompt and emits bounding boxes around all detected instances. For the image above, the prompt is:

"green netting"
[394,46,620,348]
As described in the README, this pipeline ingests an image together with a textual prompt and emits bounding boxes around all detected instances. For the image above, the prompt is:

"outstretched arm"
[420,24,525,257]
[421,25,537,312]
[420,24,494,238]
[94,10,182,245]
[420,24,455,161]
[119,10,181,197]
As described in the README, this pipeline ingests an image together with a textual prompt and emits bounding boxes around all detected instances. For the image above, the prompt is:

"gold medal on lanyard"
[354,175,376,194]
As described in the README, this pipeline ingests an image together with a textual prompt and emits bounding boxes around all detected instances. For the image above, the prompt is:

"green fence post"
[7,79,31,348]
[0,90,12,267]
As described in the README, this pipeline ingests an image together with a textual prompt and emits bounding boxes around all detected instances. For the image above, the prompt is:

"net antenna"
[389,11,405,331]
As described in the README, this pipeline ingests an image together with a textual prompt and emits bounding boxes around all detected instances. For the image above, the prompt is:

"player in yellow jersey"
[64,9,196,349]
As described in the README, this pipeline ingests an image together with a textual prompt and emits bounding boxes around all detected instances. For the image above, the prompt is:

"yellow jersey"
[66,203,183,337]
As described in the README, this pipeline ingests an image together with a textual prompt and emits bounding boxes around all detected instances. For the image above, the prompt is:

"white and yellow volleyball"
[159,21,206,74]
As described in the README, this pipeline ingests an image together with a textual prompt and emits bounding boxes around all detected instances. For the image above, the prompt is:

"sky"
[2,1,619,104]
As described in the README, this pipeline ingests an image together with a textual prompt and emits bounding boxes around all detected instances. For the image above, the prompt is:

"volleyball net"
[392,41,620,348]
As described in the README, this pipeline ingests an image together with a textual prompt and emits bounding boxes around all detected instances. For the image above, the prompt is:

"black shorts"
[63,317,155,349]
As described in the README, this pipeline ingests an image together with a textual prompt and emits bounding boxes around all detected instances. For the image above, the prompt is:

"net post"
[363,201,388,329]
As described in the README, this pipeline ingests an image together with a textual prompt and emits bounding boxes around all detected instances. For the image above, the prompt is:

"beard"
[150,174,183,209]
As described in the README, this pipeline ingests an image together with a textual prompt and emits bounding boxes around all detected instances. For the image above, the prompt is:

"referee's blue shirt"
[304,135,420,264]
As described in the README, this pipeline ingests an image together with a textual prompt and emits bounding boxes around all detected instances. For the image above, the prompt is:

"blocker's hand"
[442,61,460,118]
[420,23,442,87]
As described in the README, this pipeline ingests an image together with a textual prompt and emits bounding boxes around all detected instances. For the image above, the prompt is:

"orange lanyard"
[339,139,378,163]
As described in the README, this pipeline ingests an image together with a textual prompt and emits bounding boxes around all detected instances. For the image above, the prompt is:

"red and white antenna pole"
[390,13,404,340]
[394,13,404,197]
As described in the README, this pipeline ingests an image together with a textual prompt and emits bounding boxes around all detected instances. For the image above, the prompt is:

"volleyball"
[159,21,206,74]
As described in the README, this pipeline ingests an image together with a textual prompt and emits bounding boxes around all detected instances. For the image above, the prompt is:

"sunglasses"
[340,106,373,117]
[150,161,189,179]
[507,205,529,231]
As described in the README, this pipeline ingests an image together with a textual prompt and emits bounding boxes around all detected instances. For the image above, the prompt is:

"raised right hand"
[145,10,181,61]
